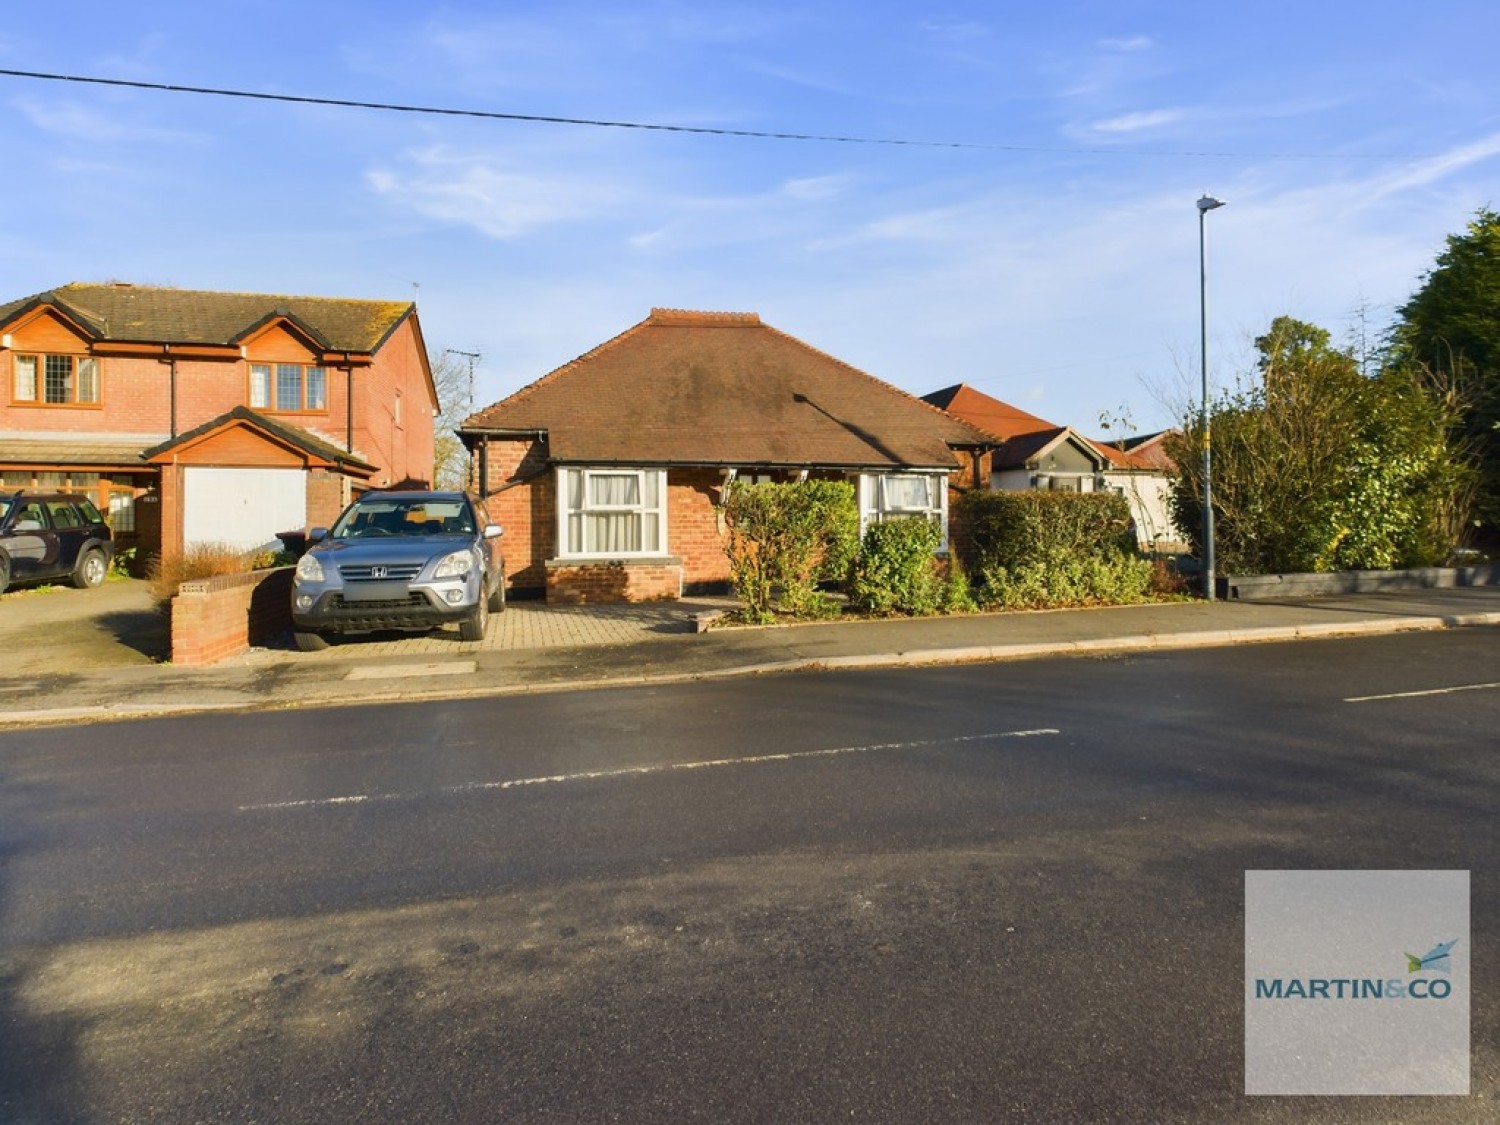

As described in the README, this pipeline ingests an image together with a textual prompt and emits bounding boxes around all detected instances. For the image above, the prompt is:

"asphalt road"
[1,629,1496,1123]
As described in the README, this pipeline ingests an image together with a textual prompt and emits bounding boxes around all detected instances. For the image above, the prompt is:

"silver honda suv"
[289,491,504,651]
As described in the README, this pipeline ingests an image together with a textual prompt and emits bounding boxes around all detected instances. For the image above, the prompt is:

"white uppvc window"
[858,472,949,546]
[558,467,667,556]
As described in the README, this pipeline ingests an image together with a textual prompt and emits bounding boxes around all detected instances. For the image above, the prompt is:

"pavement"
[1,577,1498,728]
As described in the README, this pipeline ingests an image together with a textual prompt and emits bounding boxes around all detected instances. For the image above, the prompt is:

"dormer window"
[12,353,101,406]
[249,363,327,412]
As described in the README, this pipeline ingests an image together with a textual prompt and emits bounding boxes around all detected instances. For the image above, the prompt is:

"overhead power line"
[0,67,1414,160]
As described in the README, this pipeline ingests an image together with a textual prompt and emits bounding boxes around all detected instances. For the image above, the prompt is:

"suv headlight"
[432,549,475,579]
[295,553,325,582]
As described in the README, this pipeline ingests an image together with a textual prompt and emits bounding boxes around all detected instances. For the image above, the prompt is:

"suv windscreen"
[330,499,475,539]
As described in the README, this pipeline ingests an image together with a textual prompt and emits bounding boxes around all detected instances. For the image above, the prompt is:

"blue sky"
[4,1,1497,434]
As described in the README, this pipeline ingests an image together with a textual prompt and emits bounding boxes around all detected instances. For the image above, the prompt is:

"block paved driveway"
[230,593,741,664]
[0,578,739,674]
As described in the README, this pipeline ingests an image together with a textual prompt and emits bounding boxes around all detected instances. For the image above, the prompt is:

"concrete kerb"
[2,607,1498,730]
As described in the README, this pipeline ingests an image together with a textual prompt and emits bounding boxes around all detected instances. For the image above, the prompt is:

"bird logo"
[1405,940,1457,974]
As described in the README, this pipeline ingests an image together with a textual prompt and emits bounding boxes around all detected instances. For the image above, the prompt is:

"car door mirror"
[484,524,504,539]
[13,519,43,533]
[307,527,329,543]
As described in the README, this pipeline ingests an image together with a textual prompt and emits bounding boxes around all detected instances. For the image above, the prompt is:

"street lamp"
[1197,194,1226,601]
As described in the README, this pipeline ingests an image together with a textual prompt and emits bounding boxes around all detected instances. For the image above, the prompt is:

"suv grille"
[341,563,423,582]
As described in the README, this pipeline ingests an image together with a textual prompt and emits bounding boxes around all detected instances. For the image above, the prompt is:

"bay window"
[558,467,667,556]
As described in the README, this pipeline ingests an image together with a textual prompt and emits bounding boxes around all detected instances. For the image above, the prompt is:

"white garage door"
[183,467,307,551]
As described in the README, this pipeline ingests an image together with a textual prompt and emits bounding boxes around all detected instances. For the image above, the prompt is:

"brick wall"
[667,468,733,589]
[306,469,349,529]
[544,559,683,604]
[478,436,554,594]
[351,317,436,488]
[170,567,292,666]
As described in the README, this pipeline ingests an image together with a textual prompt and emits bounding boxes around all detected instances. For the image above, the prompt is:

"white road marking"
[1344,681,1500,703]
[238,728,1060,813]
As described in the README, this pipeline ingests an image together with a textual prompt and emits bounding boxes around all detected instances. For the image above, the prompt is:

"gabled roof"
[923,381,1169,473]
[922,383,1102,470]
[462,309,992,469]
[1116,430,1178,472]
[0,283,414,354]
[922,383,1058,442]
[142,406,377,476]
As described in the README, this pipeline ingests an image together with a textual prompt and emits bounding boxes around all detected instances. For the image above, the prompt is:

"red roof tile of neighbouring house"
[922,383,1058,442]
[461,309,992,469]
[924,382,1173,474]
[923,383,1106,471]
[1117,430,1178,472]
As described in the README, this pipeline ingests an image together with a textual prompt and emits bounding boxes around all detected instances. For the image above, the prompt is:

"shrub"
[146,542,259,604]
[980,550,1153,609]
[109,546,139,578]
[939,557,979,614]
[847,518,943,615]
[957,490,1151,608]
[721,480,858,623]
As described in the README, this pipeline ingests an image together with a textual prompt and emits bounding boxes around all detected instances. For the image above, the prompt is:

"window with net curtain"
[859,472,949,546]
[561,468,665,556]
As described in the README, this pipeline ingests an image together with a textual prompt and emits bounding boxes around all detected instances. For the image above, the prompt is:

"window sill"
[546,555,682,568]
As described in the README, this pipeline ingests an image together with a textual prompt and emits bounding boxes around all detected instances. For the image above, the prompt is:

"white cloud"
[366,148,623,239]
[13,98,200,144]
[923,21,989,42]
[1361,131,1500,202]
[1087,108,1186,134]
[1099,35,1154,52]
[780,174,851,202]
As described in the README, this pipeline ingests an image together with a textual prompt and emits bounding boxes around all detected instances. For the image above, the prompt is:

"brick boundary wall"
[544,558,684,604]
[170,567,293,665]
[1225,564,1500,600]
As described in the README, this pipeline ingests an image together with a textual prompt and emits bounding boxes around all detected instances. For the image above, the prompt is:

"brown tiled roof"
[923,382,1162,473]
[1118,430,1178,471]
[922,383,1059,442]
[462,309,991,469]
[141,406,377,474]
[0,283,413,353]
[0,438,151,469]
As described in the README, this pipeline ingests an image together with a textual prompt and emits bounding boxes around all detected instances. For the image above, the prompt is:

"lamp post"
[1196,194,1226,600]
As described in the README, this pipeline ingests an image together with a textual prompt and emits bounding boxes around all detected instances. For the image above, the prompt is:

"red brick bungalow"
[460,309,994,603]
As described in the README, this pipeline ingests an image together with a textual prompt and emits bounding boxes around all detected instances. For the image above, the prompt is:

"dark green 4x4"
[0,492,114,595]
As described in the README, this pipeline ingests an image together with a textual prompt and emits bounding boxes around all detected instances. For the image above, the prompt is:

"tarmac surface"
[1,576,1498,727]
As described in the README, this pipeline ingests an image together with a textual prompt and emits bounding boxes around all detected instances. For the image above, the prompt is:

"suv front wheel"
[459,594,488,642]
[293,629,331,652]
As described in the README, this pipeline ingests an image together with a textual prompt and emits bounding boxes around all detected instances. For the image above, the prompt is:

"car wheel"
[459,594,488,642]
[0,554,9,595]
[487,575,506,613]
[71,549,108,589]
[293,629,331,652]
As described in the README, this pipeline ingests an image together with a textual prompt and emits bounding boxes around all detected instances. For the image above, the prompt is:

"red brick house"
[0,283,437,559]
[460,309,993,603]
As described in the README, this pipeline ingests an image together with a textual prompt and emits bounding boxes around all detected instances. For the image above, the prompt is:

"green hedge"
[720,479,859,623]
[956,491,1151,608]
[847,518,943,615]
